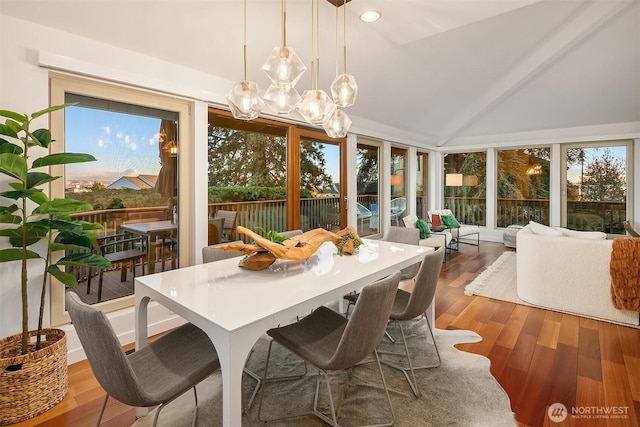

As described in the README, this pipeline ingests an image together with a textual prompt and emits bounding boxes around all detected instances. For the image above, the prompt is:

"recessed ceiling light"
[359,10,381,23]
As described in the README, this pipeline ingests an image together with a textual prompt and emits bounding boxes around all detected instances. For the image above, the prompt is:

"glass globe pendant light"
[323,108,352,138]
[330,0,357,107]
[227,0,264,120]
[298,0,336,125]
[262,0,306,114]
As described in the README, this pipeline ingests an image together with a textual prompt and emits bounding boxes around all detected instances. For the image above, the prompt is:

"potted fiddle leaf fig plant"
[0,103,112,425]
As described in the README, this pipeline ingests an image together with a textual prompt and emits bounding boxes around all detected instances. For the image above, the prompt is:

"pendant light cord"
[243,0,247,81]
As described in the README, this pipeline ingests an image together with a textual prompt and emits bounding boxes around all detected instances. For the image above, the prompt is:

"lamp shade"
[463,175,478,186]
[262,46,306,88]
[331,74,358,107]
[390,174,403,186]
[298,89,336,125]
[323,108,352,138]
[227,81,264,120]
[445,173,463,187]
[263,83,301,114]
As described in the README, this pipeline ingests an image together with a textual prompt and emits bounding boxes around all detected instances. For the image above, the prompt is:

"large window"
[563,141,631,234]
[390,147,407,226]
[50,75,190,324]
[207,109,346,239]
[356,141,380,237]
[497,148,550,227]
[416,151,428,220]
[443,152,486,226]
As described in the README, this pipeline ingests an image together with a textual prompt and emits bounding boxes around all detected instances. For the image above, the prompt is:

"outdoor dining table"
[134,239,431,427]
[120,220,177,274]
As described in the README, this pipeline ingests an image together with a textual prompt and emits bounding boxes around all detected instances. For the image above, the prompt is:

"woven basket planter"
[0,328,68,425]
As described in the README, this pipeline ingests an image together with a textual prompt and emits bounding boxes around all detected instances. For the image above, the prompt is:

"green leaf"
[3,224,49,247]
[54,231,91,249]
[0,214,22,224]
[32,153,96,168]
[49,242,91,252]
[56,253,112,269]
[0,110,28,123]
[0,153,27,181]
[26,172,59,189]
[76,221,104,231]
[0,139,23,154]
[0,248,41,263]
[0,204,19,214]
[47,265,79,287]
[4,119,22,134]
[34,198,92,215]
[31,129,52,148]
[0,123,18,139]
[27,190,49,206]
[31,103,76,119]
[1,189,43,201]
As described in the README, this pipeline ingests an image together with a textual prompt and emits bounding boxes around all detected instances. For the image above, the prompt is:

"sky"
[566,145,626,184]
[65,107,163,185]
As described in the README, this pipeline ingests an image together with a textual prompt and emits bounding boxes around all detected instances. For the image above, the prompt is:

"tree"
[356,146,379,194]
[207,127,332,194]
[581,149,626,201]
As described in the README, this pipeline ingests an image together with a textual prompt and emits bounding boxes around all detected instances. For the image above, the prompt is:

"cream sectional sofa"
[516,223,639,326]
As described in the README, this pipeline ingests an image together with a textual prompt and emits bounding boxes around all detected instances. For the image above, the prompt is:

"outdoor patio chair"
[65,291,219,427]
[258,271,401,427]
[390,197,406,226]
[215,210,238,242]
[88,233,147,302]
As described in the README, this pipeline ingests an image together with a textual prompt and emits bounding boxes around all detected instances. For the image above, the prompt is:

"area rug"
[463,251,640,329]
[132,319,517,426]
[464,251,520,303]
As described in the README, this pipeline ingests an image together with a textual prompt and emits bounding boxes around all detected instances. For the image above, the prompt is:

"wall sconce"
[463,175,478,186]
[526,164,542,175]
[445,173,463,187]
[390,174,403,186]
[163,140,178,157]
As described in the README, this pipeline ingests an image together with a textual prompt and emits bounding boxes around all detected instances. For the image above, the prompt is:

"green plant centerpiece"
[0,103,111,424]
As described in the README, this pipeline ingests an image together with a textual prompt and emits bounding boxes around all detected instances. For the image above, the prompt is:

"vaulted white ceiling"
[1,0,638,147]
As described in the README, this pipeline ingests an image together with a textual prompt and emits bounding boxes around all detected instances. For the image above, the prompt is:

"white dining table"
[134,239,431,427]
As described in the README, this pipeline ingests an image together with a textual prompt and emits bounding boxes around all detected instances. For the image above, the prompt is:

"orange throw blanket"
[610,238,640,311]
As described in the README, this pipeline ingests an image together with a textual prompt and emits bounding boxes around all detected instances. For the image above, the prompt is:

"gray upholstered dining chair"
[344,226,421,321]
[65,291,219,427]
[202,240,243,263]
[258,270,402,427]
[280,229,303,239]
[385,246,445,397]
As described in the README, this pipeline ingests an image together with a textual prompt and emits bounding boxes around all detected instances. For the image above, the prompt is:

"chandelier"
[227,0,357,137]
[227,0,264,120]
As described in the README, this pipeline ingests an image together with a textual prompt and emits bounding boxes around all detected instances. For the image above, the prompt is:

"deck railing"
[71,197,628,238]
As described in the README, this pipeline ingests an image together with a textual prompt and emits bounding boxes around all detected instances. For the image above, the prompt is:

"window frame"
[49,73,192,325]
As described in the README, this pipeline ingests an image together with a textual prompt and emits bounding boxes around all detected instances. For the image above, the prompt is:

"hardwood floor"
[10,241,640,426]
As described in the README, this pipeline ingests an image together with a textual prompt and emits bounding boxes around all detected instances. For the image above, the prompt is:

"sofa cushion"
[555,227,607,240]
[440,214,461,228]
[415,218,431,238]
[528,221,563,236]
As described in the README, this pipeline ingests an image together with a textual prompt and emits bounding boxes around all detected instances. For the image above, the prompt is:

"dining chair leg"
[95,394,109,427]
[381,316,441,398]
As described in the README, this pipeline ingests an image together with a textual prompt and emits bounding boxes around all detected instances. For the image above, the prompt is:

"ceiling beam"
[437,0,636,146]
